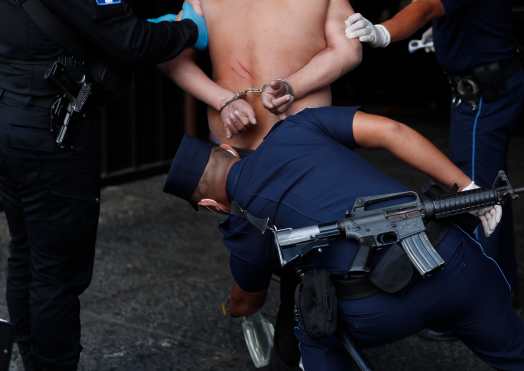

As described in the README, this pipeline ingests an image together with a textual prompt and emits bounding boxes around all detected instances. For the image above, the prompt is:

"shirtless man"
[158,2,360,369]
[160,0,362,150]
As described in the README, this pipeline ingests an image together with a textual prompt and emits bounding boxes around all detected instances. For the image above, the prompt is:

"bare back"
[202,0,332,149]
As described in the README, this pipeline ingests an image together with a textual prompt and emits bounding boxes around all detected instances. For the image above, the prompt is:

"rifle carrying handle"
[351,191,419,214]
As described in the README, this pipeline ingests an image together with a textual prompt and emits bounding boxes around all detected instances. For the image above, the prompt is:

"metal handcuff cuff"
[451,77,481,111]
[218,79,295,113]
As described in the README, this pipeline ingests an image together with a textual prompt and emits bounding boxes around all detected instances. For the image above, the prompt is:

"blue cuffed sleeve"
[220,216,274,292]
[308,106,360,148]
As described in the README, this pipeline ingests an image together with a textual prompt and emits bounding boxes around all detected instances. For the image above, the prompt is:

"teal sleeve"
[147,14,178,23]
[181,2,208,50]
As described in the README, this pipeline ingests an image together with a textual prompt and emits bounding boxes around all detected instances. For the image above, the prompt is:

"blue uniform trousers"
[295,228,524,371]
[449,69,524,287]
[0,90,100,370]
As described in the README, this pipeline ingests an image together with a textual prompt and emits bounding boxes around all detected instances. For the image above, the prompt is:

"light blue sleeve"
[146,2,208,50]
[147,14,178,23]
[181,2,208,50]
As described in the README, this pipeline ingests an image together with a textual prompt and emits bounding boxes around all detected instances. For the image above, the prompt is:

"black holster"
[295,270,338,339]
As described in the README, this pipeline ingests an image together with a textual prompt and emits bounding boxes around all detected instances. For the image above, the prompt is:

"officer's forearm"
[159,50,234,111]
[382,0,445,43]
[385,122,470,189]
[354,113,471,189]
[43,0,197,64]
[114,19,198,64]
[228,284,266,317]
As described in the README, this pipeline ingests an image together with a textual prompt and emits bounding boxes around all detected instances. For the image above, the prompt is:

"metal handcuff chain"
[218,79,294,113]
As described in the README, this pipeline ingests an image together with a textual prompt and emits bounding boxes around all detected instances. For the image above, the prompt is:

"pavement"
[0,112,523,371]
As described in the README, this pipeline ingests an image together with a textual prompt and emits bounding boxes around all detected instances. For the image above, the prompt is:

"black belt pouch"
[295,270,338,339]
[370,243,414,294]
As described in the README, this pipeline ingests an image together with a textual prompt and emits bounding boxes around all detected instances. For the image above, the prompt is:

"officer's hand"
[421,27,435,53]
[261,80,295,119]
[345,13,391,48]
[461,182,503,237]
[220,98,257,139]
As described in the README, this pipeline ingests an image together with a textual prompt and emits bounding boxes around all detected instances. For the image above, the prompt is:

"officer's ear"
[219,144,240,158]
[198,198,231,214]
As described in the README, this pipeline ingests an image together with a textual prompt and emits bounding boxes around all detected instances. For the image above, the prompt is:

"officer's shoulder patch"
[96,0,122,6]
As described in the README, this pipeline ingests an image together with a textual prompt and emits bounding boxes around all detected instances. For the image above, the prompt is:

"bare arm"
[228,284,267,317]
[285,0,362,100]
[382,0,445,43]
[158,49,233,111]
[159,49,256,138]
[157,0,234,111]
[352,112,471,189]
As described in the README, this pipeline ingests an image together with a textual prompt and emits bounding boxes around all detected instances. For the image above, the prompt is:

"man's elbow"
[348,41,363,69]
[338,39,363,73]
[417,0,446,21]
[380,120,408,149]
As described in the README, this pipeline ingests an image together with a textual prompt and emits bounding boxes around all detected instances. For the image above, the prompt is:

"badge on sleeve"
[96,0,122,6]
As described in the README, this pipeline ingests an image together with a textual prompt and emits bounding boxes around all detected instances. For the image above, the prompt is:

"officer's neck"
[205,154,240,208]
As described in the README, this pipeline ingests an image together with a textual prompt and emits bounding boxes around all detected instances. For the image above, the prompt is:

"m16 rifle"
[273,171,523,276]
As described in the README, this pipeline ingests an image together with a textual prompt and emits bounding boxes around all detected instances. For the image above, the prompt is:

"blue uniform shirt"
[220,107,409,292]
[433,0,514,74]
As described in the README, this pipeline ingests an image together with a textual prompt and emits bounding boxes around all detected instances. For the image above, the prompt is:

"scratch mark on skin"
[230,58,254,81]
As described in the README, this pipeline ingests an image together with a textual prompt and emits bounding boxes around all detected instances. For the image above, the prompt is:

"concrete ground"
[0,113,523,371]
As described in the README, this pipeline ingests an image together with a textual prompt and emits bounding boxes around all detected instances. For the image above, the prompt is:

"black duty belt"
[0,88,57,108]
[448,56,522,108]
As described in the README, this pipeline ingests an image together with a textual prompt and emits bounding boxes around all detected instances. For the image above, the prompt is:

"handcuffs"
[218,79,295,113]
[450,76,481,111]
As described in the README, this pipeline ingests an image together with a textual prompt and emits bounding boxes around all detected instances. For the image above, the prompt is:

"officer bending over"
[0,1,206,370]
[165,107,523,370]
[346,0,524,292]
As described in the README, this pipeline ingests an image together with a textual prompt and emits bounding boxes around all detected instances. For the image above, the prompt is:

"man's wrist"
[282,77,300,100]
[277,79,295,98]
[218,92,242,113]
[213,90,235,112]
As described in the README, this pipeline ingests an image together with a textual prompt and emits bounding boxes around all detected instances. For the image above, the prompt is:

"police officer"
[345,0,524,292]
[0,1,207,370]
[164,106,523,370]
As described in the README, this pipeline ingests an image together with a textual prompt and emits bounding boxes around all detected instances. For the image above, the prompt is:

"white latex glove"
[421,27,435,53]
[461,181,503,237]
[345,13,391,48]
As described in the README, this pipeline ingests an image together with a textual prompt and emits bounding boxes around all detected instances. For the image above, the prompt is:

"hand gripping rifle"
[273,171,523,276]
